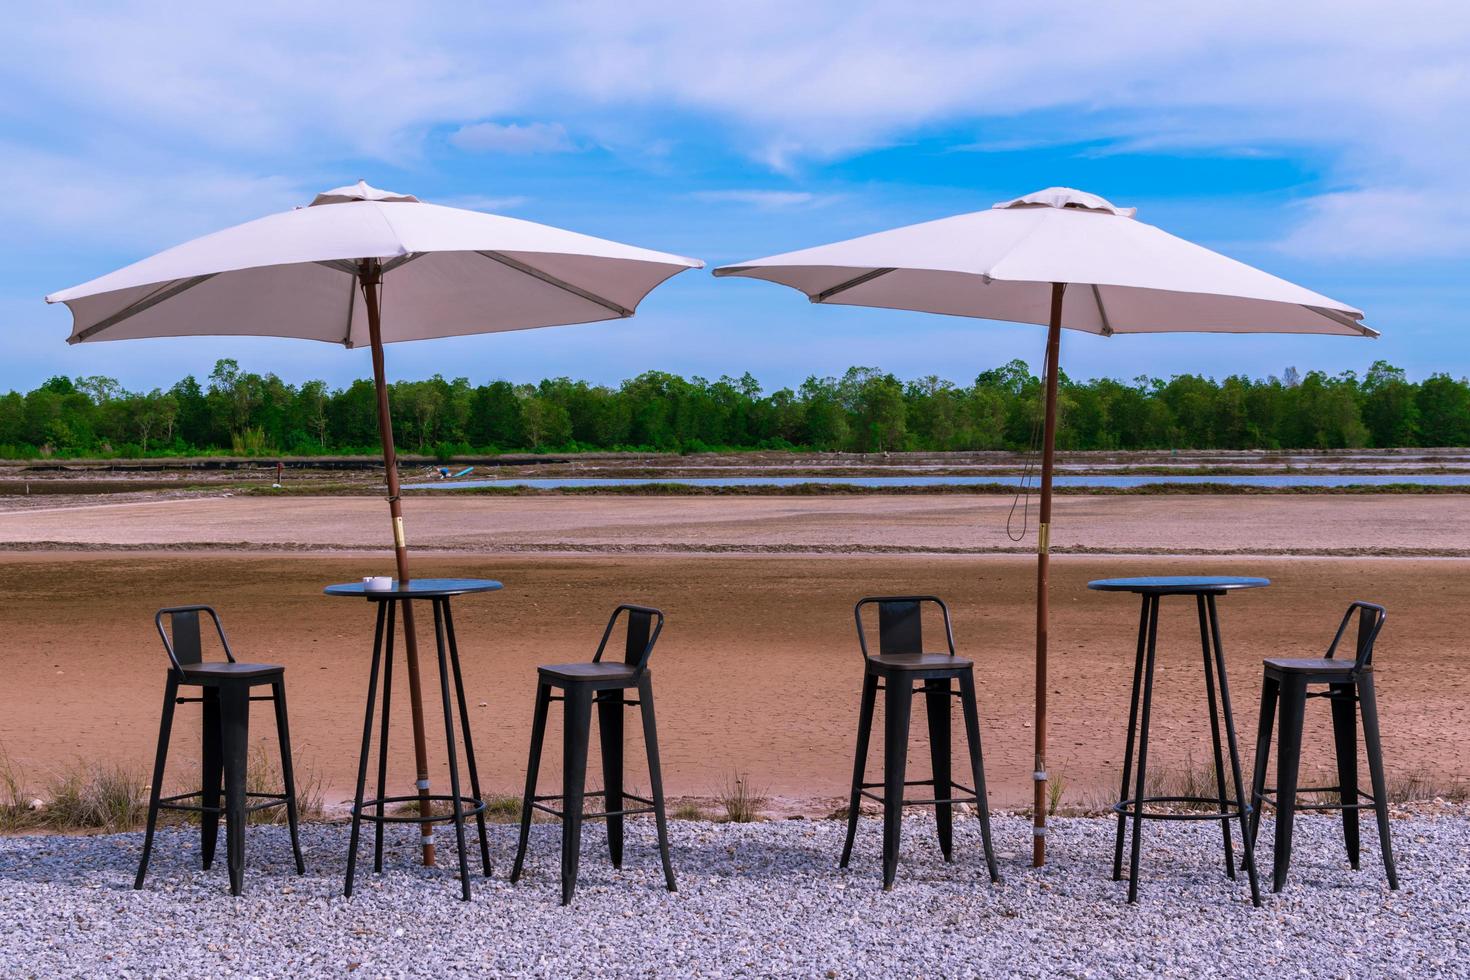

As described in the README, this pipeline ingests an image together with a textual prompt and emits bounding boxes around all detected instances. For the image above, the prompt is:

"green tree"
[1361,361,1419,447]
[1416,374,1470,447]
[520,394,572,449]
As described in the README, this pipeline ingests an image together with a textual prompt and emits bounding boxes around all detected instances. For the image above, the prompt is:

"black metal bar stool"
[325,578,501,901]
[1088,577,1263,906]
[136,605,305,896]
[1248,601,1399,893]
[510,605,676,905]
[840,596,1000,890]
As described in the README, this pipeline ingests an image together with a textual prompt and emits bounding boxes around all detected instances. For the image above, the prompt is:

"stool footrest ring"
[352,793,486,825]
[1111,794,1252,822]
[529,790,656,822]
[859,777,979,809]
[1255,786,1378,812]
[157,790,291,816]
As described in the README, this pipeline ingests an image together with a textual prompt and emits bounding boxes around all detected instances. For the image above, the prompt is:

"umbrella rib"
[1307,305,1379,338]
[70,274,217,343]
[1091,284,1115,337]
[381,252,423,275]
[812,268,896,304]
[475,250,633,317]
[315,259,360,276]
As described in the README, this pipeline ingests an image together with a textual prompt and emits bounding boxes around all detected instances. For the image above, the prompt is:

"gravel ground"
[1,811,1466,978]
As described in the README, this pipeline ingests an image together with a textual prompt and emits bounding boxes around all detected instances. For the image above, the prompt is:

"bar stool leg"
[135,675,179,890]
[201,686,223,872]
[1328,681,1361,870]
[924,677,954,862]
[638,674,677,893]
[1206,594,1260,907]
[840,673,878,869]
[1247,675,1278,855]
[1127,596,1160,903]
[221,683,250,897]
[1113,595,1151,881]
[598,690,626,869]
[510,681,551,884]
[560,684,594,905]
[345,601,387,898]
[881,676,913,891]
[271,680,306,874]
[373,603,395,874]
[958,669,1000,883]
[1357,673,1399,889]
[443,601,491,877]
[431,601,472,901]
[1197,596,1235,879]
[1272,675,1307,893]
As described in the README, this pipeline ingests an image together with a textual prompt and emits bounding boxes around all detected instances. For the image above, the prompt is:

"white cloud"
[0,143,308,250]
[1277,188,1470,260]
[2,1,1468,257]
[450,121,576,154]
[690,190,841,210]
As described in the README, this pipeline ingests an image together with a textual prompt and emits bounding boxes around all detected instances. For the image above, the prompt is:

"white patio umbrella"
[714,186,1375,865]
[47,180,702,864]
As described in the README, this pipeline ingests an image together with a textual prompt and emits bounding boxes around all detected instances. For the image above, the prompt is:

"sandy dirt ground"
[3,493,1470,556]
[1,494,1467,817]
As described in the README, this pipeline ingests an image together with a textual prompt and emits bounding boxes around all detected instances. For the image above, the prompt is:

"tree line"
[0,358,1465,459]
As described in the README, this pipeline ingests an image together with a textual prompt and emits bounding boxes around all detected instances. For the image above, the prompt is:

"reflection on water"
[407,473,1470,490]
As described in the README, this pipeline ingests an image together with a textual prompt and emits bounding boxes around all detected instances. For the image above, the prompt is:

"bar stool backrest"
[591,604,665,672]
[854,596,956,660]
[155,605,236,681]
[1323,601,1386,671]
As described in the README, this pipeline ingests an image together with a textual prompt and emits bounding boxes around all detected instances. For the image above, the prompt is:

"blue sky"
[3,2,1467,394]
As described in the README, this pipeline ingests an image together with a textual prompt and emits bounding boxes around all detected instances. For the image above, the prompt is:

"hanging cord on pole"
[1005,341,1051,542]
[375,274,401,505]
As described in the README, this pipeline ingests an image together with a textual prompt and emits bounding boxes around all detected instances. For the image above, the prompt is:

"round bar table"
[1087,576,1265,907]
[325,577,501,900]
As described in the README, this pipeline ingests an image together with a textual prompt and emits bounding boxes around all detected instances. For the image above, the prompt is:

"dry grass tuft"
[672,800,707,821]
[0,742,326,833]
[0,748,41,832]
[243,744,326,824]
[717,772,767,823]
[482,794,523,822]
[42,763,148,832]
[1047,770,1068,817]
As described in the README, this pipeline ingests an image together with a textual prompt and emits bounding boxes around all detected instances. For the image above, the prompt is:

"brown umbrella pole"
[1033,281,1066,866]
[360,258,437,867]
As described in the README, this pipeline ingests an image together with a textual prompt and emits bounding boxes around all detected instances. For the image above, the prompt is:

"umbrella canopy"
[48,180,702,868]
[49,179,700,345]
[715,186,1374,869]
[715,186,1374,338]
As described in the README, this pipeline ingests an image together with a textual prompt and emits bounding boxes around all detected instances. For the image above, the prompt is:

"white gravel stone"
[2,811,1466,977]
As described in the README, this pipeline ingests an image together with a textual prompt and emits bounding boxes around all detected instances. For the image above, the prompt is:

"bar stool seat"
[1263,657,1357,677]
[511,605,677,905]
[537,661,640,684]
[841,596,1000,891]
[136,605,305,897]
[1249,602,1399,894]
[181,662,286,681]
[870,652,972,673]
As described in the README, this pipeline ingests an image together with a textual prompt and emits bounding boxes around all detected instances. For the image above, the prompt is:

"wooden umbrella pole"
[360,259,437,867]
[1033,281,1066,867]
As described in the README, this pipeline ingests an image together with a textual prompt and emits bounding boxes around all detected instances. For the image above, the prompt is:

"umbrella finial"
[310,181,420,206]
[994,187,1136,218]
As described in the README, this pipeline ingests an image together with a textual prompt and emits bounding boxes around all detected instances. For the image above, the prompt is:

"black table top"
[1087,575,1270,595]
[324,578,503,599]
